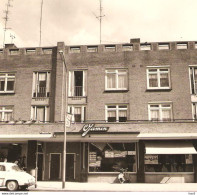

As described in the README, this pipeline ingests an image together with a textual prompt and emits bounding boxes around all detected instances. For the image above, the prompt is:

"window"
[68,70,87,97]
[106,105,128,122]
[105,69,128,90]
[122,45,133,51]
[105,45,116,52]
[158,44,169,50]
[140,44,151,50]
[31,106,50,122]
[177,43,188,49]
[145,154,193,172]
[0,73,15,93]
[70,47,80,53]
[42,48,52,54]
[32,72,50,98]
[87,46,98,53]
[189,67,197,94]
[192,103,197,120]
[26,49,36,55]
[0,106,13,121]
[89,142,136,173]
[147,67,170,89]
[148,103,172,121]
[0,50,3,54]
[68,105,86,122]
[9,49,19,55]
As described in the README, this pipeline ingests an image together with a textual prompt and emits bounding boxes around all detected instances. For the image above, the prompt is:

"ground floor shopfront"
[1,123,197,183]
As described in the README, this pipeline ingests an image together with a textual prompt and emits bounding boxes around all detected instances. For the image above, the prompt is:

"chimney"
[4,44,17,49]
[130,38,140,44]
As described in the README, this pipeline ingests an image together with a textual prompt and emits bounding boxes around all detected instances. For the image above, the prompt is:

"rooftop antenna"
[3,0,13,48]
[94,0,105,44]
[39,0,44,47]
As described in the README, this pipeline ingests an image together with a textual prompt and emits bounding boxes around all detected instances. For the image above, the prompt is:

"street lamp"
[59,50,67,189]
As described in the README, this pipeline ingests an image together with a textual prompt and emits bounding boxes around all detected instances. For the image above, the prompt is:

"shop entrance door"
[50,153,61,180]
[37,153,43,181]
[66,153,75,181]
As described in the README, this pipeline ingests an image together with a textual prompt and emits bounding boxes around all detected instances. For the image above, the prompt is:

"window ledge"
[146,88,172,92]
[104,90,129,93]
[0,92,15,95]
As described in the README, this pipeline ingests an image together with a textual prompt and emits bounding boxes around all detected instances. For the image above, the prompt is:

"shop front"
[143,141,197,183]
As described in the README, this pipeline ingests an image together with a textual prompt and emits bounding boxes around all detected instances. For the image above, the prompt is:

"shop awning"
[145,142,197,154]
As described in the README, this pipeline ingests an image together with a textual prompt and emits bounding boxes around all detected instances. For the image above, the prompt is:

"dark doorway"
[66,154,75,181]
[7,144,21,162]
[50,153,60,180]
[37,153,43,181]
[74,71,83,96]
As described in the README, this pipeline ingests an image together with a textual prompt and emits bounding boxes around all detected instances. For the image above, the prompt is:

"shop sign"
[144,154,158,164]
[81,124,109,137]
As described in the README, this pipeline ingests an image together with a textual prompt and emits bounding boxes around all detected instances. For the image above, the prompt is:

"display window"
[144,154,194,172]
[89,142,136,173]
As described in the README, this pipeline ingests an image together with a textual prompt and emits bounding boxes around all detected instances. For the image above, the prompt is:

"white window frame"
[105,69,128,90]
[148,103,173,121]
[158,44,169,50]
[32,72,51,98]
[68,70,87,97]
[146,66,171,89]
[68,105,86,123]
[0,106,13,121]
[0,73,15,93]
[105,104,128,122]
[31,106,49,123]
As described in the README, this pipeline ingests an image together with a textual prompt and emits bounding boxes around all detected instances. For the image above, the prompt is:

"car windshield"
[11,165,22,172]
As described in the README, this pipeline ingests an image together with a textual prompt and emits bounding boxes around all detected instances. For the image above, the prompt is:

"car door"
[0,165,6,186]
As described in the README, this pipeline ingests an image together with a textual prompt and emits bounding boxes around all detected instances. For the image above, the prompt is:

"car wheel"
[6,181,18,191]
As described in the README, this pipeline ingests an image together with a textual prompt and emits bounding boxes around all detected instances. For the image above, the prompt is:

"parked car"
[0,162,35,191]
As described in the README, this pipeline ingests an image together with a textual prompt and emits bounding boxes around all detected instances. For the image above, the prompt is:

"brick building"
[0,39,197,183]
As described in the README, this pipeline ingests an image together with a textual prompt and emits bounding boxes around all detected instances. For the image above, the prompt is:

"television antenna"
[10,33,15,43]
[93,0,105,44]
[3,0,13,48]
[39,0,44,47]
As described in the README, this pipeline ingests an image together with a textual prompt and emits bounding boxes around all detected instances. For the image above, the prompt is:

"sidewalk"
[28,181,197,192]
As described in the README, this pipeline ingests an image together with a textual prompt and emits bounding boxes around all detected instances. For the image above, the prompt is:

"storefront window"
[144,154,193,172]
[89,143,136,172]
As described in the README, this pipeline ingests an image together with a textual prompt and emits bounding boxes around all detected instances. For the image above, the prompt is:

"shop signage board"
[81,124,109,137]
[144,154,158,164]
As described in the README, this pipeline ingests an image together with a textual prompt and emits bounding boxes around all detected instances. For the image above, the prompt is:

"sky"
[1,0,197,48]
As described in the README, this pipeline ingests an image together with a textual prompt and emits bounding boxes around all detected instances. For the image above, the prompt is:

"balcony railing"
[33,87,49,98]
[74,86,83,96]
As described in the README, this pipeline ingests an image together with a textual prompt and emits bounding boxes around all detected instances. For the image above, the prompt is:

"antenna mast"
[39,0,44,47]
[3,0,13,48]
[99,0,105,44]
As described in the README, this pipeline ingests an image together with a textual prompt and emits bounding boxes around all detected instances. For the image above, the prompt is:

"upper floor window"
[0,106,13,121]
[192,103,197,120]
[68,105,86,122]
[31,106,50,123]
[87,46,98,53]
[189,67,197,94]
[105,104,128,122]
[105,45,116,52]
[42,48,52,54]
[105,69,128,91]
[68,70,87,97]
[70,47,80,53]
[32,72,51,98]
[26,48,36,55]
[122,44,133,51]
[0,73,15,93]
[177,43,188,49]
[148,103,172,121]
[158,43,169,50]
[9,49,19,55]
[140,44,151,50]
[147,67,170,90]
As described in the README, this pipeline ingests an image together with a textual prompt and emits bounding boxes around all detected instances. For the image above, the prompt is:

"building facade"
[0,39,197,183]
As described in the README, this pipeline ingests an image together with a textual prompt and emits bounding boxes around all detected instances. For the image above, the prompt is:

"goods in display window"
[144,154,194,172]
[89,142,136,172]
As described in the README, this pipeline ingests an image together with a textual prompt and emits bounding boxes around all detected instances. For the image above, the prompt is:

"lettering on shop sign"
[144,154,158,164]
[81,124,109,137]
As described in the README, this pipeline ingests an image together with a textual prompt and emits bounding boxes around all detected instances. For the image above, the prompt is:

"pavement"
[27,181,197,192]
